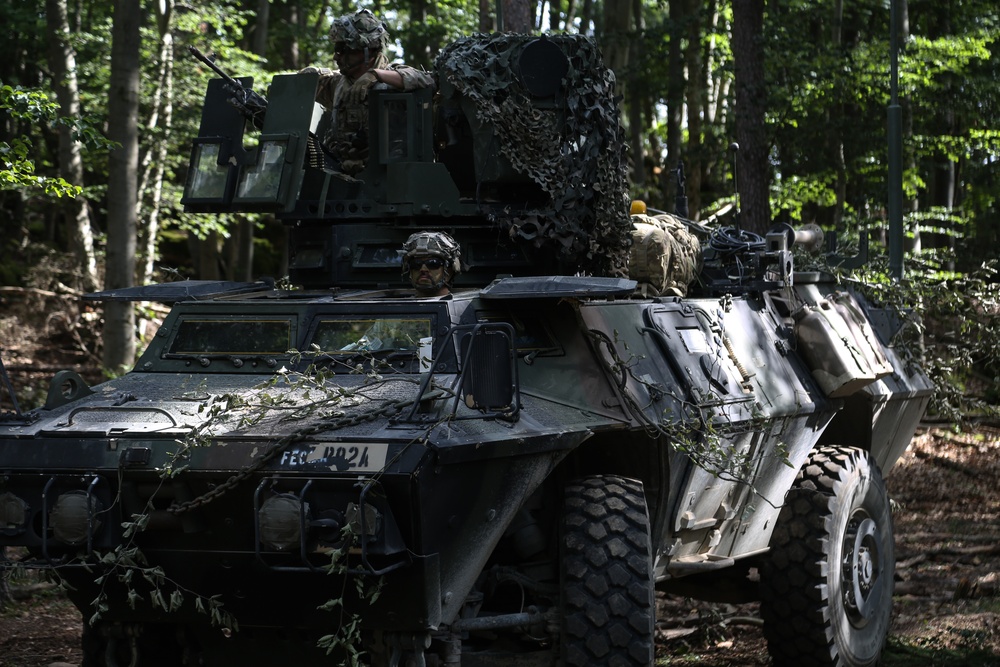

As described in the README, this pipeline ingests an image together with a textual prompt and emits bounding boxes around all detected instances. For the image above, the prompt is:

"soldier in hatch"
[401,231,462,298]
[300,9,435,174]
[339,232,460,351]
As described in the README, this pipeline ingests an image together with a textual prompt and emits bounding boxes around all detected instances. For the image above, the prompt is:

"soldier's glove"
[345,70,379,105]
[225,85,268,129]
[340,158,365,175]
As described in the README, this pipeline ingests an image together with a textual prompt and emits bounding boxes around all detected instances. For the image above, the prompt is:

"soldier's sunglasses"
[413,258,445,270]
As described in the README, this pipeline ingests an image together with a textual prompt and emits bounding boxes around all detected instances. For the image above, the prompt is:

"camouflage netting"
[435,34,632,277]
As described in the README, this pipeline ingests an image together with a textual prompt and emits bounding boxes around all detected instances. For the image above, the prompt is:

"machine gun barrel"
[188,45,268,127]
[188,45,241,89]
[793,224,825,253]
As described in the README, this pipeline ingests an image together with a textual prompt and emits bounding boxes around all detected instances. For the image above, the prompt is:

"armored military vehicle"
[0,31,930,667]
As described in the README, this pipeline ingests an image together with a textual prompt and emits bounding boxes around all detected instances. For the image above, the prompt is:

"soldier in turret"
[301,9,435,174]
[401,231,462,297]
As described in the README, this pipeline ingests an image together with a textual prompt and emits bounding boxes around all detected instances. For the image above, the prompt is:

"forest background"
[0,0,998,417]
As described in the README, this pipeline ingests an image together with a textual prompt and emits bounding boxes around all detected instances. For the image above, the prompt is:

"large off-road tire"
[560,475,655,667]
[760,446,894,667]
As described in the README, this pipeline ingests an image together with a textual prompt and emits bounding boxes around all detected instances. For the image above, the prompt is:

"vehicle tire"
[760,446,894,667]
[560,475,655,667]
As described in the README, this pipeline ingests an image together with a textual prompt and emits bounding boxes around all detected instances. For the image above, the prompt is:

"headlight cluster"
[1,486,105,547]
[0,492,28,536]
[256,492,381,553]
[48,490,103,545]
[258,494,306,552]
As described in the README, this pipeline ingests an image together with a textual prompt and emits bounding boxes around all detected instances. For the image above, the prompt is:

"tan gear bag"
[629,213,702,297]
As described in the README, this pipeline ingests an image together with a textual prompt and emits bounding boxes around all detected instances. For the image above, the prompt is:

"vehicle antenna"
[729,142,740,229]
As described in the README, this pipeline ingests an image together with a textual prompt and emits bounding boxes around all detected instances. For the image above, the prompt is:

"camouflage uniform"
[302,10,435,174]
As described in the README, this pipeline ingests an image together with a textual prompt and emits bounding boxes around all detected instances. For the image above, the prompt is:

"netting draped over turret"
[435,34,632,277]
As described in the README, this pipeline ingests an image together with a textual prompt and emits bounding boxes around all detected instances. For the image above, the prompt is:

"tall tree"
[238,0,267,281]
[601,0,632,73]
[103,0,141,372]
[664,0,685,210]
[627,0,647,192]
[252,0,271,58]
[500,0,533,32]
[826,0,847,233]
[479,0,493,32]
[731,0,770,233]
[45,0,99,292]
[684,0,708,217]
[137,0,175,285]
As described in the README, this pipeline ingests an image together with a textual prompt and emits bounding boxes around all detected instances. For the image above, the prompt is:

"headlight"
[345,502,380,541]
[0,492,29,536]
[49,490,103,545]
[259,494,308,551]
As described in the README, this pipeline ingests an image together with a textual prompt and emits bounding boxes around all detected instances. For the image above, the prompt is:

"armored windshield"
[168,318,293,355]
[311,317,432,353]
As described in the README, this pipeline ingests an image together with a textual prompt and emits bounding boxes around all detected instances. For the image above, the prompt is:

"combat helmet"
[401,231,462,286]
[330,9,389,53]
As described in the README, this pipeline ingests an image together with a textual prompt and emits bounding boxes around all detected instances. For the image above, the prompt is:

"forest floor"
[653,426,1000,666]
[1,289,999,666]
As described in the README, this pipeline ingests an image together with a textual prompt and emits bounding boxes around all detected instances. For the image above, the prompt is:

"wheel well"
[554,431,663,495]
[817,394,875,452]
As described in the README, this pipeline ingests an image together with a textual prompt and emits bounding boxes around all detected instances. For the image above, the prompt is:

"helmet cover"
[401,231,462,278]
[329,9,389,52]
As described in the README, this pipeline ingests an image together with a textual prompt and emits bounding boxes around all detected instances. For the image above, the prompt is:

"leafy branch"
[83,349,448,656]
[587,326,792,502]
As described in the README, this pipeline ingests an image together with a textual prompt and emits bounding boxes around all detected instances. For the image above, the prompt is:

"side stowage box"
[793,293,891,398]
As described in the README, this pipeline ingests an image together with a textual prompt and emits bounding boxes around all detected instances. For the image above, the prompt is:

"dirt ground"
[653,426,1000,666]
[2,427,999,667]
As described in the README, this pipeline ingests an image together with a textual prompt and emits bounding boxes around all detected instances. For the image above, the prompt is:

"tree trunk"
[279,2,301,71]
[829,0,846,232]
[196,231,223,281]
[549,0,561,31]
[238,0,272,282]
[685,0,706,219]
[600,0,631,74]
[731,0,771,234]
[899,0,920,254]
[45,0,99,293]
[500,0,533,32]
[579,0,595,35]
[627,0,646,195]
[479,0,494,32]
[404,0,430,67]
[665,0,685,211]
[103,0,141,373]
[253,0,270,58]
[138,0,174,285]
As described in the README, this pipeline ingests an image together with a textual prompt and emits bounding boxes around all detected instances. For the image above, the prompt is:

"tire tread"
[561,476,654,666]
[760,446,893,667]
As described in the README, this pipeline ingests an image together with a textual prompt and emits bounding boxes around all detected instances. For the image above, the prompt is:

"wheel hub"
[842,512,880,625]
